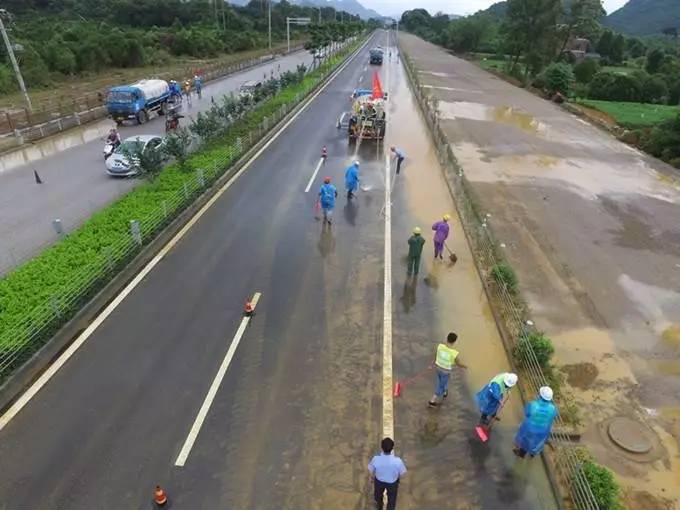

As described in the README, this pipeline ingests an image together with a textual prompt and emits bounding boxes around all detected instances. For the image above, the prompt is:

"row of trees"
[399,1,680,106]
[0,0,367,94]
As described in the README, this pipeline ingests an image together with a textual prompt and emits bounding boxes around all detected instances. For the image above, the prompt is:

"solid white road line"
[382,35,394,440]
[382,153,394,440]
[304,157,325,193]
[174,292,261,467]
[0,34,375,433]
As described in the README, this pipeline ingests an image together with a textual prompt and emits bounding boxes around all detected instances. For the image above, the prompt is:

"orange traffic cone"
[244,300,254,316]
[154,485,168,506]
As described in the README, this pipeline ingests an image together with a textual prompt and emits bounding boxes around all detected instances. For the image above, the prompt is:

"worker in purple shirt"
[390,146,405,174]
[432,214,451,260]
[368,437,406,510]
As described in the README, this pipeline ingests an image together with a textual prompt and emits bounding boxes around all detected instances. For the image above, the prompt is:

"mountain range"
[227,0,383,20]
[474,0,679,36]
[603,0,680,36]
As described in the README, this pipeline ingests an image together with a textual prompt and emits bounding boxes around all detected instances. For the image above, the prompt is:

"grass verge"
[576,99,680,128]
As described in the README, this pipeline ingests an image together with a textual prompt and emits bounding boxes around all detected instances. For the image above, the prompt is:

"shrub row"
[0,37,365,376]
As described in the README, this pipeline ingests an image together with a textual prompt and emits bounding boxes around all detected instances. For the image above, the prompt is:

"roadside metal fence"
[399,46,600,510]
[0,36,362,388]
[0,44,305,150]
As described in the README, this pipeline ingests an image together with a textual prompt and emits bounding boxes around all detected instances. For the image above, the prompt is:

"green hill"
[604,0,680,36]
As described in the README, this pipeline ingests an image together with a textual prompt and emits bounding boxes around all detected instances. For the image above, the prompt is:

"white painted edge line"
[382,152,394,441]
[175,292,261,467]
[382,32,394,441]
[304,157,325,193]
[0,34,374,433]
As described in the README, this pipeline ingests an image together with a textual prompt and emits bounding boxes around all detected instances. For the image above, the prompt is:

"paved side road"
[0,50,312,275]
[399,32,680,508]
[0,31,557,509]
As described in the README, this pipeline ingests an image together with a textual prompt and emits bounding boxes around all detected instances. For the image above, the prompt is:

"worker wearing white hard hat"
[475,372,518,427]
[513,386,558,459]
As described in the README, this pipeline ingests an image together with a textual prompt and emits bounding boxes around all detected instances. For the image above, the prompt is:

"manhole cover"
[608,417,653,454]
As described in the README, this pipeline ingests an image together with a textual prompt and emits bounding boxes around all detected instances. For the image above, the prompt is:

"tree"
[120,137,164,181]
[574,58,599,83]
[646,49,665,74]
[588,71,643,101]
[43,37,77,75]
[446,15,492,53]
[596,29,613,59]
[162,127,192,171]
[610,34,625,64]
[556,0,605,59]
[543,62,574,94]
[641,75,669,104]
[502,0,562,78]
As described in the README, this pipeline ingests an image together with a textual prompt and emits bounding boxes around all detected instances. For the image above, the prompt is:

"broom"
[444,242,458,264]
[475,395,509,443]
[393,365,433,397]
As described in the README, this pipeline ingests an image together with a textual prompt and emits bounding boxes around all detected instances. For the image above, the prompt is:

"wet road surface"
[0,50,312,275]
[0,31,557,509]
[399,33,680,507]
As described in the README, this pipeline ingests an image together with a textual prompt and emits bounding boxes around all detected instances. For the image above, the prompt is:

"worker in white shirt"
[368,437,407,510]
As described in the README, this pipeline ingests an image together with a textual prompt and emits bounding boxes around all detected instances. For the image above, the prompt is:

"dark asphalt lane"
[0,31,557,509]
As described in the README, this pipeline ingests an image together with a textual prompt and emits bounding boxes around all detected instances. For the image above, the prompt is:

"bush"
[578,459,622,510]
[588,71,643,102]
[543,62,574,95]
[0,64,16,94]
[641,75,668,104]
[514,330,554,368]
[491,263,519,295]
[640,114,680,162]
[573,58,599,84]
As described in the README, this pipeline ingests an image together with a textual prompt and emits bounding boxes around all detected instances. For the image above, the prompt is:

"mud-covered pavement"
[399,32,680,507]
[0,31,558,509]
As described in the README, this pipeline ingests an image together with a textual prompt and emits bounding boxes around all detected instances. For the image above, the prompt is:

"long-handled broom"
[475,395,509,443]
[393,365,433,397]
[444,242,458,264]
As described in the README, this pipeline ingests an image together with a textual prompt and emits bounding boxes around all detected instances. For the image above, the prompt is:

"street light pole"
[268,0,272,50]
[0,10,31,111]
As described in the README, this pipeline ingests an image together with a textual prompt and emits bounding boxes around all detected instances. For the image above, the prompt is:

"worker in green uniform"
[407,227,425,277]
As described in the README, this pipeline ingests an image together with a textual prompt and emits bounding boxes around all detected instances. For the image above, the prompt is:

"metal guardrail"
[0,37,362,386]
[0,44,306,149]
[399,46,600,510]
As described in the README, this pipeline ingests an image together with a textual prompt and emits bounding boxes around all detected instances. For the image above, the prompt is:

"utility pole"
[318,7,321,23]
[268,0,272,50]
[0,10,31,111]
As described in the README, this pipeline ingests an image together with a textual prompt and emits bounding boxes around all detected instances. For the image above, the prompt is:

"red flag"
[372,72,383,99]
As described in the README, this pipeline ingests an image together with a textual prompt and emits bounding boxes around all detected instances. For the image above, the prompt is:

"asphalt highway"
[0,49,312,275]
[0,31,557,509]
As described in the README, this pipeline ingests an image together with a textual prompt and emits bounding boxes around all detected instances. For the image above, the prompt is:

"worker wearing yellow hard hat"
[432,214,451,260]
[407,227,425,277]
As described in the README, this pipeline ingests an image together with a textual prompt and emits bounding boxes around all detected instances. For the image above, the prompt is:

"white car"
[105,135,165,177]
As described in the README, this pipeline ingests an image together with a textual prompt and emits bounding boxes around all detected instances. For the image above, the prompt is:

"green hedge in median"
[0,38,364,364]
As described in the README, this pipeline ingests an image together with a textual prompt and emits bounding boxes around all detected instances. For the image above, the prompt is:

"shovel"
[444,242,458,264]
[475,395,509,443]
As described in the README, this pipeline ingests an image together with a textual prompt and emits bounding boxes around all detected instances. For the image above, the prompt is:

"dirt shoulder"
[399,32,680,508]
[0,40,306,114]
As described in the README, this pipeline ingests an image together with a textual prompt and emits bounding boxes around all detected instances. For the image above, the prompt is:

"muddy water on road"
[385,46,558,509]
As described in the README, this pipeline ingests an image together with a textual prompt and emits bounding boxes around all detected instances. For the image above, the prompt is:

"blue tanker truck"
[106,79,172,125]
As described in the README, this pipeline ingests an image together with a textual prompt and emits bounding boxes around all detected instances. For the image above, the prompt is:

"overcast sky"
[366,0,629,17]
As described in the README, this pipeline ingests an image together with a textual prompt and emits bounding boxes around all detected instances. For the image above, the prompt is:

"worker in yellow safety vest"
[429,332,467,407]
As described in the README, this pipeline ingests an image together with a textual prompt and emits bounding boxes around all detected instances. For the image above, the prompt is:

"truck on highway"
[106,79,173,125]
[347,76,387,142]
[369,47,384,65]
